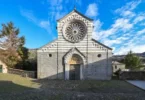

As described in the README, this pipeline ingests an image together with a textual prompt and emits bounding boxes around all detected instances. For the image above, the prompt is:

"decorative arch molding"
[64,47,86,65]
[64,48,86,80]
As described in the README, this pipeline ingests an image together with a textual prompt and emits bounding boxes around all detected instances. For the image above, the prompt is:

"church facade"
[37,9,112,80]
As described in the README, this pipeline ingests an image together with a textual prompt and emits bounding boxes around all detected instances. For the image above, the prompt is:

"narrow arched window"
[49,54,52,57]
[98,54,101,58]
[115,65,117,69]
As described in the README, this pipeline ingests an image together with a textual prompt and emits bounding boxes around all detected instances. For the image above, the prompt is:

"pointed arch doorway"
[64,48,86,80]
[69,54,82,80]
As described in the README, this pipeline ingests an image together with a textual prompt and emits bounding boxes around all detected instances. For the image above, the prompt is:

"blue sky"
[0,0,145,55]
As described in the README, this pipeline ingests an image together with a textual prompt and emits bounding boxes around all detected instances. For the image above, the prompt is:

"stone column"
[65,64,69,80]
[80,64,84,80]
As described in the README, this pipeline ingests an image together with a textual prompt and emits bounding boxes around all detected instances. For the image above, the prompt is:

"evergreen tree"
[0,22,27,67]
[125,51,142,70]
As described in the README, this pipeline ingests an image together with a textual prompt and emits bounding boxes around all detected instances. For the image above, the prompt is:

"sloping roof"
[38,39,57,50]
[57,9,93,22]
[92,39,112,50]
[112,61,125,65]
[38,38,112,50]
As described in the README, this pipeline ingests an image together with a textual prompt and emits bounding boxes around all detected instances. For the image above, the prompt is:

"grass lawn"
[0,73,40,93]
[0,73,145,100]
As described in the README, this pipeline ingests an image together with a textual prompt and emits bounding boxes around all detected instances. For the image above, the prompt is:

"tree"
[124,51,142,70]
[18,47,29,62]
[0,22,26,67]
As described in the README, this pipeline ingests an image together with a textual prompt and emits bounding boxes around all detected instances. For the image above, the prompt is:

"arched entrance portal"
[69,54,83,80]
[64,48,86,80]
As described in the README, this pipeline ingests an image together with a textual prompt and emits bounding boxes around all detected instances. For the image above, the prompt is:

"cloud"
[112,18,133,30]
[103,36,129,47]
[92,0,145,55]
[137,29,145,35]
[20,9,53,35]
[121,10,136,17]
[20,0,69,38]
[94,20,102,31]
[86,3,98,17]
[115,0,141,19]
[93,20,103,40]
[133,14,145,24]
[55,12,66,20]
[95,18,133,40]
[116,44,145,55]
[39,21,50,29]
[20,9,37,23]
[47,0,66,20]
[115,0,141,14]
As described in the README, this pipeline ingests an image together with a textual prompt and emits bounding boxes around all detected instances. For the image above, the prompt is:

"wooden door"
[69,64,80,80]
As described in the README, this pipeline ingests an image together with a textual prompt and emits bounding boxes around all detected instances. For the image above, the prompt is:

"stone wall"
[119,71,145,80]
[85,52,112,80]
[37,38,112,80]
[37,52,58,79]
[8,68,36,78]
[37,51,112,80]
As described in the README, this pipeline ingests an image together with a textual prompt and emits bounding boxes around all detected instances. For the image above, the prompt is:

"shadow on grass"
[0,79,145,100]
[0,81,35,93]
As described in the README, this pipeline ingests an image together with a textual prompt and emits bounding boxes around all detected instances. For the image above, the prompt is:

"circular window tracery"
[63,20,87,43]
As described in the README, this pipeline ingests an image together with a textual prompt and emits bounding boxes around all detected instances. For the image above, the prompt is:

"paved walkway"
[127,80,145,90]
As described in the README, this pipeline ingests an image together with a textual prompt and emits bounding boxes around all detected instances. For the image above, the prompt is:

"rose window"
[63,20,87,43]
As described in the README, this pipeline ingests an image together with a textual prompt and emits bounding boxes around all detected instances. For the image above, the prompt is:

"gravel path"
[0,89,145,100]
[1,80,145,100]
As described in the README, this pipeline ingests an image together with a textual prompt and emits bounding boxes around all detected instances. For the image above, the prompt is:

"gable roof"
[112,61,125,65]
[38,39,57,50]
[92,39,112,50]
[57,9,93,22]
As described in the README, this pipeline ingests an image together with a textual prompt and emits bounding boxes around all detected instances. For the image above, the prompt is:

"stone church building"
[37,9,112,80]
